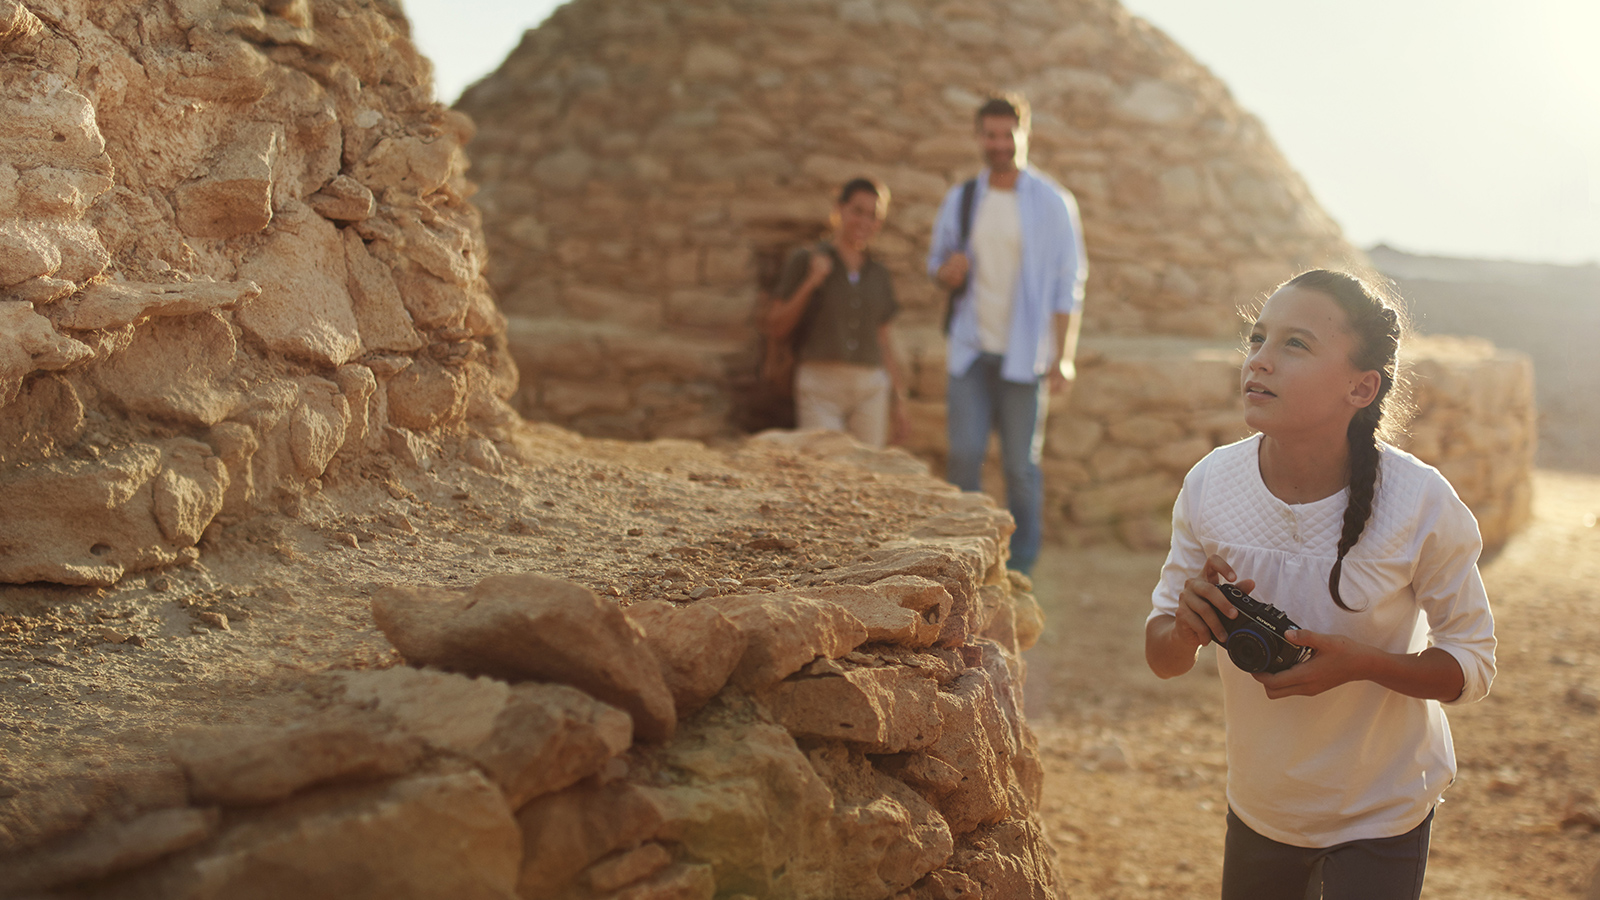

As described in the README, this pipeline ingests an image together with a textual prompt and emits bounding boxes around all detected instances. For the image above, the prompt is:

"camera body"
[1207,583,1313,674]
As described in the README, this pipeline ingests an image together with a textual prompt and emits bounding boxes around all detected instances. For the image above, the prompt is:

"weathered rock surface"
[2,433,1064,900]
[705,592,870,689]
[623,600,747,715]
[0,0,518,586]
[169,718,424,807]
[372,572,676,743]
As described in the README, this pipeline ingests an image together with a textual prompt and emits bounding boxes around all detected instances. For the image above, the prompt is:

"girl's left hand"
[1252,629,1377,698]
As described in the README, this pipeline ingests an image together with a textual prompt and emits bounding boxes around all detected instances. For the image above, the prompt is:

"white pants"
[794,360,891,449]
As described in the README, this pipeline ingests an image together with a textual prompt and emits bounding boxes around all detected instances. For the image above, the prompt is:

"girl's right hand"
[1176,555,1256,647]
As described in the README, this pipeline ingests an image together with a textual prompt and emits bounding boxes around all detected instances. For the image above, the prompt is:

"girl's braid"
[1281,271,1405,611]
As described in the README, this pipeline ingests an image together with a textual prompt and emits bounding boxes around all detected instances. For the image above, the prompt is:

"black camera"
[1206,583,1313,674]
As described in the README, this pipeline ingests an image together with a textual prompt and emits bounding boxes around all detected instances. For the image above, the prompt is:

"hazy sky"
[403,0,1600,265]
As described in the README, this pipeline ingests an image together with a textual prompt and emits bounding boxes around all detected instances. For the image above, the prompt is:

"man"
[927,93,1087,576]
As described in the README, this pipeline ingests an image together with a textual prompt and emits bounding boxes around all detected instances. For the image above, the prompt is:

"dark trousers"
[1222,808,1433,900]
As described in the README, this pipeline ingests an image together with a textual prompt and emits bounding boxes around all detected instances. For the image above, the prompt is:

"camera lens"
[1226,630,1272,673]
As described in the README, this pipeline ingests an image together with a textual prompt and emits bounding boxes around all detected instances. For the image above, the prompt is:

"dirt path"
[1023,469,1600,898]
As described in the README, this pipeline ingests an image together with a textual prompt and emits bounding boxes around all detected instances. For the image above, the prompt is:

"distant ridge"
[1370,244,1600,295]
[1370,245,1600,473]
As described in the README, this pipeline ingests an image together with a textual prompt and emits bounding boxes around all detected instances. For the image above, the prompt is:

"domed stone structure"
[459,0,1534,548]
[0,0,519,585]
[460,0,1354,342]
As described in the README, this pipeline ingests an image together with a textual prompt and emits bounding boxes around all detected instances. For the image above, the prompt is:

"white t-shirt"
[1148,434,1497,847]
[970,187,1021,354]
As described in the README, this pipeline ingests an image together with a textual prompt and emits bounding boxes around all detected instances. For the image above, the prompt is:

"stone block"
[343,227,423,353]
[339,668,633,808]
[235,204,360,367]
[386,357,468,431]
[371,572,676,742]
[763,664,943,752]
[808,744,953,900]
[624,600,747,716]
[683,43,743,80]
[153,771,521,900]
[0,441,224,586]
[922,669,1015,835]
[518,781,667,898]
[564,284,664,329]
[170,718,424,807]
[792,579,949,648]
[91,311,242,427]
[585,842,672,894]
[649,719,836,899]
[542,378,632,418]
[1,806,220,895]
[174,124,281,239]
[309,173,375,221]
[666,287,756,330]
[705,592,869,689]
[48,279,259,331]
[812,542,988,647]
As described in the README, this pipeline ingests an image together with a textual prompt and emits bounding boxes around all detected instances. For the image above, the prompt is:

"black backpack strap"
[943,178,978,335]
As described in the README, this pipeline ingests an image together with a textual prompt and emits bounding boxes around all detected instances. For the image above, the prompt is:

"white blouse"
[1149,434,1497,847]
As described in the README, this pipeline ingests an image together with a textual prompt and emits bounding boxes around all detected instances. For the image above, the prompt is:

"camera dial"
[1224,628,1274,673]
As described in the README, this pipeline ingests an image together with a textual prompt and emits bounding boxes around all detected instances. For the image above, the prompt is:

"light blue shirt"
[927,167,1088,383]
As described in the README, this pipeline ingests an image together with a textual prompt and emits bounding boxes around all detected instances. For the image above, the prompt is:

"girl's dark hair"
[837,177,888,210]
[1280,269,1409,611]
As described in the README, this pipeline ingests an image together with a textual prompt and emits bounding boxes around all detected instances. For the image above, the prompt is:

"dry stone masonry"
[4,434,1063,900]
[461,0,1535,546]
[0,0,520,587]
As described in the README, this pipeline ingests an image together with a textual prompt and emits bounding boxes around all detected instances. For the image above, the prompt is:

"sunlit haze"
[403,0,1600,265]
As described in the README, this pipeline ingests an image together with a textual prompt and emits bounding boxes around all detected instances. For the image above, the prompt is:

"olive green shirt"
[774,243,898,367]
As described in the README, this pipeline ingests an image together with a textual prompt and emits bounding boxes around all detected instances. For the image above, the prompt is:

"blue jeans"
[946,353,1048,573]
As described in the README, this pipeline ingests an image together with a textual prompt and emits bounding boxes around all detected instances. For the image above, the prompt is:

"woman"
[1144,270,1496,899]
[765,178,909,448]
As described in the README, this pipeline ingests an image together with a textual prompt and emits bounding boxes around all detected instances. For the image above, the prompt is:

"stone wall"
[467,0,1535,550]
[945,333,1532,550]
[461,0,1355,345]
[3,434,1061,900]
[0,0,519,586]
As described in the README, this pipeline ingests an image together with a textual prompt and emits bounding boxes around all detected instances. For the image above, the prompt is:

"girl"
[766,178,909,448]
[1144,270,1497,900]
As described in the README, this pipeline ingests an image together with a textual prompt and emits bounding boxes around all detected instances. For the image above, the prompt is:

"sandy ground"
[2,425,1598,897]
[1024,469,1600,899]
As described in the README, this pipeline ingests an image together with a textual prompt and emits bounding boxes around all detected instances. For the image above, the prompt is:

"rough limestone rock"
[169,718,425,807]
[0,441,227,586]
[646,717,840,899]
[516,780,669,899]
[3,807,221,897]
[623,600,748,715]
[337,668,632,808]
[764,662,945,752]
[0,0,519,586]
[808,743,955,900]
[792,579,951,648]
[371,572,676,743]
[705,592,871,689]
[149,770,521,900]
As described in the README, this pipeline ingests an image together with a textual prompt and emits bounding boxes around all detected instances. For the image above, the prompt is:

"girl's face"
[835,190,884,249]
[1242,286,1382,441]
